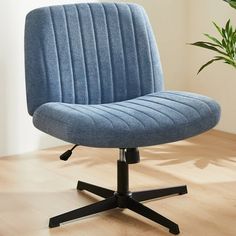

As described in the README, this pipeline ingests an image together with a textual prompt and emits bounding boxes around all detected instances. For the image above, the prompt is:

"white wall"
[186,0,236,134]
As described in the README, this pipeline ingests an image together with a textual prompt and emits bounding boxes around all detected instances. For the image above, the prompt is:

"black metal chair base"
[49,180,187,235]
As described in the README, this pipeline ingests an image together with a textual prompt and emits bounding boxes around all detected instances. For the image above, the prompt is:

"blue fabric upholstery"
[25,3,163,116]
[33,91,220,148]
[25,3,221,148]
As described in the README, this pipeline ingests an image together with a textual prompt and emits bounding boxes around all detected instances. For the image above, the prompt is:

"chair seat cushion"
[33,91,220,148]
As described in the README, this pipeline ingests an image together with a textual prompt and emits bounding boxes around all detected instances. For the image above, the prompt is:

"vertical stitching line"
[41,44,49,97]
[95,105,131,131]
[103,104,146,129]
[62,6,76,103]
[75,4,90,104]
[140,7,155,92]
[165,92,214,113]
[127,4,142,96]
[126,100,176,125]
[62,104,96,126]
[114,3,127,99]
[49,7,63,102]
[101,3,115,102]
[115,103,161,128]
[88,4,102,103]
[132,98,189,122]
[81,106,115,129]
[148,94,203,118]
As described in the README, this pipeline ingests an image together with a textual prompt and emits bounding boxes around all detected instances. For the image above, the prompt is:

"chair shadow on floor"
[140,133,236,170]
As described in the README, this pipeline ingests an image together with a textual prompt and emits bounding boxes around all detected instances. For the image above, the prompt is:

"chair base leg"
[49,196,117,228]
[132,185,187,202]
[49,181,187,235]
[77,180,115,198]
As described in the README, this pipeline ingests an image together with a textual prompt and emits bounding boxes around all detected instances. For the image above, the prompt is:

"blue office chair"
[25,3,220,234]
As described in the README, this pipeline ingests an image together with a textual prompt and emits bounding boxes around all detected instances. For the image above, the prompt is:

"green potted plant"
[191,0,236,74]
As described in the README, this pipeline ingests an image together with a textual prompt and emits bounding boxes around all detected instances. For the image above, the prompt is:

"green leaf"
[222,28,227,38]
[197,58,222,74]
[213,22,223,36]
[226,19,230,35]
[223,0,236,9]
[191,41,228,56]
[222,38,227,48]
[228,25,233,37]
[204,33,222,46]
[189,41,222,48]
[229,1,236,9]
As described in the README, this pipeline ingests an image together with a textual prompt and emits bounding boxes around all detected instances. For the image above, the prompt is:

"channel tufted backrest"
[25,3,164,115]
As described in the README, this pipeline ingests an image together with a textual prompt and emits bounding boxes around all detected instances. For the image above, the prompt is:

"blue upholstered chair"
[25,3,220,234]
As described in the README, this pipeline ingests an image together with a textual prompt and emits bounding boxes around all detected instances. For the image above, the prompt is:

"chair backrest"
[25,3,164,115]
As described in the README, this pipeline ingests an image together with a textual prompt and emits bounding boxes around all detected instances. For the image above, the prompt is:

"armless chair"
[25,3,220,235]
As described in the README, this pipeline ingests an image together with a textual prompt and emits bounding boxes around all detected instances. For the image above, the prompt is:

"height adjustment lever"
[60,144,79,161]
[125,148,140,164]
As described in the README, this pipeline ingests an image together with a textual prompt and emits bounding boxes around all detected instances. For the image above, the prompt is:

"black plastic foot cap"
[49,220,60,228]
[169,225,180,235]
[60,150,72,161]
[179,186,188,195]
[77,181,83,190]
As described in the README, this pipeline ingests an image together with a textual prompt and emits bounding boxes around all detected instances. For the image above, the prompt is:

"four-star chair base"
[49,149,188,235]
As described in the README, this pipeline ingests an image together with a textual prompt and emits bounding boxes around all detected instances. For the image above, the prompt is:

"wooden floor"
[0,130,236,236]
